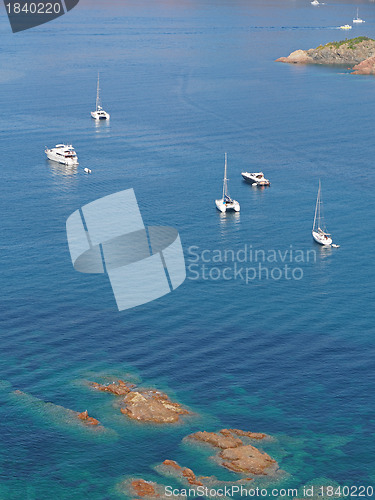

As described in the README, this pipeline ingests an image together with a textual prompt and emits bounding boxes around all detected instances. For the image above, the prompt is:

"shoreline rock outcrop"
[276,37,375,72]
[352,55,375,74]
[186,429,277,476]
[90,379,190,424]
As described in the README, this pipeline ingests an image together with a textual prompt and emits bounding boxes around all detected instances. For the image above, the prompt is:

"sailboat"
[312,181,339,247]
[353,8,365,23]
[215,153,240,213]
[91,73,110,120]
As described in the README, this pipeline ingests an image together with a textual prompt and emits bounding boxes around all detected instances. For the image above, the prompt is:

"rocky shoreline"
[276,37,375,74]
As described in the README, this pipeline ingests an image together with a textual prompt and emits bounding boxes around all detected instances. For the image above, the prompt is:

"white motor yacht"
[91,73,110,120]
[45,144,79,166]
[241,171,270,186]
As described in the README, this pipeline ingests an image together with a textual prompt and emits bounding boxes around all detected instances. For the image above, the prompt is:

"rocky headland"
[90,379,190,424]
[186,429,278,477]
[276,37,375,74]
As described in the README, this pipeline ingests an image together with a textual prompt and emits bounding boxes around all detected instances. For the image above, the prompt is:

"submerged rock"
[187,429,277,476]
[90,378,190,424]
[188,430,243,449]
[77,410,100,426]
[219,444,276,475]
[118,477,186,499]
[11,390,106,432]
[120,389,190,424]
[131,479,158,497]
[161,460,203,486]
[276,37,375,67]
[90,379,135,396]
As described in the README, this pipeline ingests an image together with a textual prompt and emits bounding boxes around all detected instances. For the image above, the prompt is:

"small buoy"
[84,168,92,174]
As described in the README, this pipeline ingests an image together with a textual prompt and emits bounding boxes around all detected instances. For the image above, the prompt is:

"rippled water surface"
[1,0,375,498]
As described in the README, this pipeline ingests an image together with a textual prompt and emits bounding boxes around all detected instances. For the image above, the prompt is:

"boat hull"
[45,151,79,166]
[91,111,110,120]
[241,172,270,186]
[312,230,332,246]
[215,199,240,213]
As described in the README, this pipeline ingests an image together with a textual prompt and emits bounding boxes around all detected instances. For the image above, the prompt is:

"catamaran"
[312,180,339,247]
[91,73,110,120]
[215,153,240,213]
[353,8,365,23]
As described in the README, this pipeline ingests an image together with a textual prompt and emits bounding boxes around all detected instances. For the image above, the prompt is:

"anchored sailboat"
[91,73,110,120]
[312,180,339,247]
[215,153,240,213]
[353,8,365,23]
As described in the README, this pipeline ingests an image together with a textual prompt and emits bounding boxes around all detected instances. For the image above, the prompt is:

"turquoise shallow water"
[1,0,375,498]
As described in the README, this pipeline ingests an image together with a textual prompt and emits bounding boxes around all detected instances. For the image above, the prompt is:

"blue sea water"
[1,0,375,498]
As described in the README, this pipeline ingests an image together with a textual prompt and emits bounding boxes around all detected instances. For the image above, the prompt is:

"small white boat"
[339,24,352,30]
[84,167,92,174]
[312,180,339,247]
[241,171,270,186]
[353,8,365,23]
[311,0,320,6]
[215,153,240,213]
[91,73,110,120]
[45,144,79,166]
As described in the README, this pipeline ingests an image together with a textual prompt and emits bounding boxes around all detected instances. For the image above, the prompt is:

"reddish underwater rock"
[77,410,100,426]
[187,429,278,476]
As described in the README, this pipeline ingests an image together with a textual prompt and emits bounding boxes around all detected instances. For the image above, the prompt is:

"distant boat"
[312,180,339,247]
[215,153,240,213]
[311,0,320,6]
[353,8,365,23]
[84,167,92,174]
[91,73,110,120]
[45,144,79,166]
[241,171,270,186]
[339,24,352,30]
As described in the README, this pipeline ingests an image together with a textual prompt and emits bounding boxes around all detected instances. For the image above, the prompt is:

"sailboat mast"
[96,73,100,111]
[223,152,228,199]
[313,180,320,231]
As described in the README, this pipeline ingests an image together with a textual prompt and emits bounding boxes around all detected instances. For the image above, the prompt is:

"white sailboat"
[91,73,110,120]
[312,180,339,247]
[353,8,365,23]
[215,153,240,213]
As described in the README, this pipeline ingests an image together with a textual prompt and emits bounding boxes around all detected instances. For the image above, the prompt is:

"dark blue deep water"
[1,0,375,498]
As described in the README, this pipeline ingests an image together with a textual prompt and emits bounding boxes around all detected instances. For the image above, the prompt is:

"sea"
[1,0,375,498]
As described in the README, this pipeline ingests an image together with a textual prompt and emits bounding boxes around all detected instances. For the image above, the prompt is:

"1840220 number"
[5,2,62,14]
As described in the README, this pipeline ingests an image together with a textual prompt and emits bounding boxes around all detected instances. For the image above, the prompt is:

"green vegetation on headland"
[317,36,374,50]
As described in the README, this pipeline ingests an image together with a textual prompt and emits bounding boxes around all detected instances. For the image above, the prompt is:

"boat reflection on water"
[218,210,240,235]
[47,160,79,190]
[47,160,78,177]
